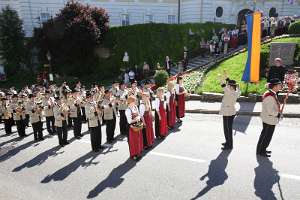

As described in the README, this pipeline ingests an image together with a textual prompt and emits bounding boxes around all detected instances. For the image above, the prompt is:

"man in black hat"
[85,91,102,152]
[30,100,44,141]
[43,90,55,135]
[117,82,128,136]
[257,78,283,157]
[53,96,69,147]
[101,90,117,144]
[1,95,13,135]
[69,89,83,139]
[219,77,241,150]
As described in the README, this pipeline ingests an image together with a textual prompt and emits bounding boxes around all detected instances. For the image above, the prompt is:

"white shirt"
[129,71,135,80]
[139,103,146,117]
[125,106,140,124]
[153,98,166,112]
[175,84,180,94]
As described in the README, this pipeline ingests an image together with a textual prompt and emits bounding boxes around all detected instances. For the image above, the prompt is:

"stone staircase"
[170,45,246,76]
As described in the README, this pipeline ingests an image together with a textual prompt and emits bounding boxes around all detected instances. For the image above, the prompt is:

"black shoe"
[222,146,232,150]
[39,138,44,141]
[258,153,271,157]
[64,142,70,145]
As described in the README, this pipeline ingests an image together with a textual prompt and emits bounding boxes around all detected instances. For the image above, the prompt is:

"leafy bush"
[288,20,300,34]
[154,70,169,87]
[100,23,235,77]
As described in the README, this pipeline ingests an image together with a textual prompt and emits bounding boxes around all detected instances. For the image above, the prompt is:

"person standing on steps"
[219,73,241,150]
[257,78,283,157]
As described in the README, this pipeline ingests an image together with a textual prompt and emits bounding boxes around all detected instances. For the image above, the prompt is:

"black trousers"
[90,125,102,151]
[72,117,82,137]
[105,115,116,143]
[119,110,128,136]
[32,121,43,141]
[67,116,73,128]
[56,120,68,146]
[256,123,276,154]
[16,120,26,137]
[81,107,87,122]
[25,114,30,127]
[223,115,235,148]
[4,119,12,135]
[46,116,55,134]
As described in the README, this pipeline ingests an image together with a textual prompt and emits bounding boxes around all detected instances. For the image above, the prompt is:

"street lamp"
[123,51,129,71]
[46,51,53,82]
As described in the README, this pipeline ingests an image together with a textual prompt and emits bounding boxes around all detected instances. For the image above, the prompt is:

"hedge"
[97,22,235,78]
[288,20,300,34]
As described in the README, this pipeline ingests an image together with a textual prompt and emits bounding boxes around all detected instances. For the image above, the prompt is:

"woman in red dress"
[176,76,186,122]
[125,96,144,160]
[154,87,168,139]
[166,82,176,129]
[140,92,155,148]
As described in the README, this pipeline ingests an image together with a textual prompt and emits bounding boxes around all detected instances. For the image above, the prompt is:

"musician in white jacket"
[257,78,283,157]
[219,77,241,150]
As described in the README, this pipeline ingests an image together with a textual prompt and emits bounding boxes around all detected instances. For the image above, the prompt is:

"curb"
[185,109,300,118]
[187,93,300,104]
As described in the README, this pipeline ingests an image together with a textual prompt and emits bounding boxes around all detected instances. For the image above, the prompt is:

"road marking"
[280,173,300,182]
[149,152,206,163]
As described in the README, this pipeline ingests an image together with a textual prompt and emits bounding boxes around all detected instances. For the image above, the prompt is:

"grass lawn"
[194,37,300,96]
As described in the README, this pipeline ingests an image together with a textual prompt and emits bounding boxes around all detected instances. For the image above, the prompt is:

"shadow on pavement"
[191,150,232,200]
[41,151,101,183]
[233,102,256,135]
[0,133,34,147]
[86,135,165,199]
[0,133,53,162]
[12,145,64,172]
[254,156,284,200]
[86,158,137,199]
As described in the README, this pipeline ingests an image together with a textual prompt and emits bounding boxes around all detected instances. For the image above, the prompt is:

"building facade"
[0,0,299,37]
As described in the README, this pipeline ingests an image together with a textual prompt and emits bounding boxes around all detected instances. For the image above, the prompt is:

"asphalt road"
[0,114,299,200]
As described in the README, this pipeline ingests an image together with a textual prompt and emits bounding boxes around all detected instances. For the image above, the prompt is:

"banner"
[242,11,261,83]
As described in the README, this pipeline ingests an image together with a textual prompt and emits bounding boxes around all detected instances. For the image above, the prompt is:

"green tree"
[34,0,109,76]
[0,6,25,76]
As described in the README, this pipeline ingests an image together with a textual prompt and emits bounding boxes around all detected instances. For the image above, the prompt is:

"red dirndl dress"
[159,101,168,136]
[128,109,144,158]
[168,93,176,127]
[144,111,154,146]
[177,86,185,118]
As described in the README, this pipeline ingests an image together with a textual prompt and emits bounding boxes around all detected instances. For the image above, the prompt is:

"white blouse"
[153,98,166,112]
[125,106,140,124]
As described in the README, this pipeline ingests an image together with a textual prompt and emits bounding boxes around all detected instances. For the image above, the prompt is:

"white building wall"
[1,0,177,36]
[0,0,299,37]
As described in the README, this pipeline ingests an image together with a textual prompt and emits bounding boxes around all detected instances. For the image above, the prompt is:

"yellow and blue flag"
[242,11,261,83]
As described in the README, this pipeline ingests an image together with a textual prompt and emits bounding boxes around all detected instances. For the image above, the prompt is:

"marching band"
[0,76,187,160]
[1,72,291,159]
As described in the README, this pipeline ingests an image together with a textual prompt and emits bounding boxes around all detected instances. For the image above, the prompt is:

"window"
[269,7,277,17]
[216,7,223,18]
[121,14,129,26]
[145,14,154,23]
[40,12,50,23]
[168,15,176,24]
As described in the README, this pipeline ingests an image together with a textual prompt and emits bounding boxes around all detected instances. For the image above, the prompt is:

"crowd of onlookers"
[199,16,297,57]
